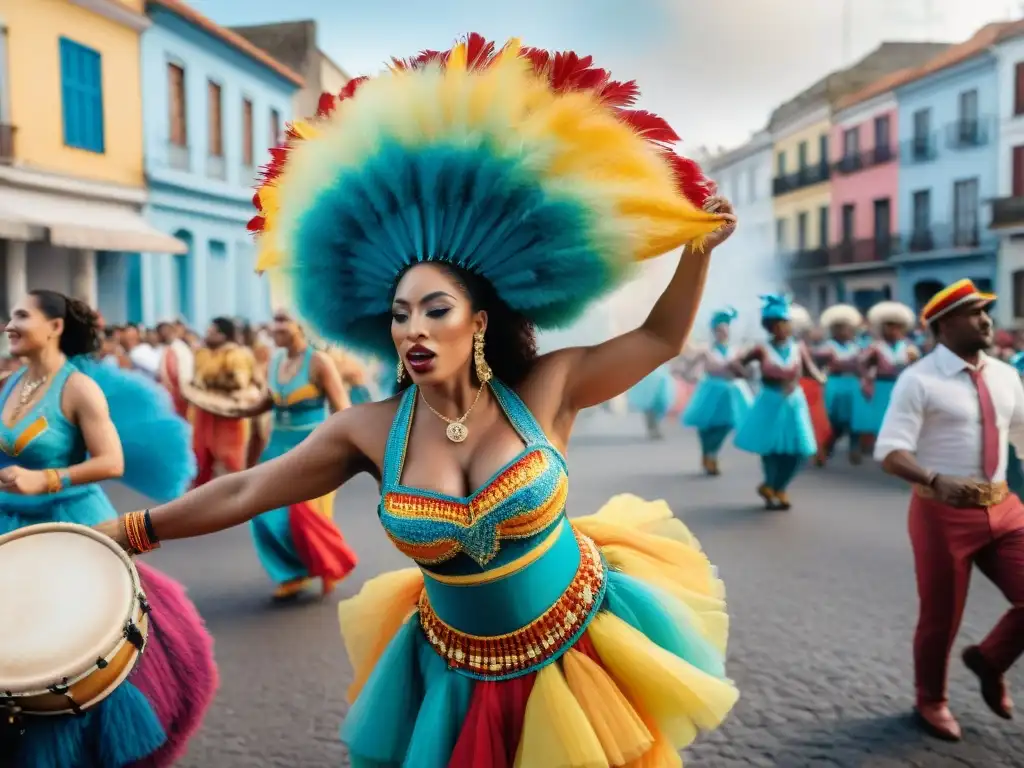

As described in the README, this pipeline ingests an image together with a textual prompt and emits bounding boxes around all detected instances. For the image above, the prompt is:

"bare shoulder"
[61,371,107,418]
[331,394,405,473]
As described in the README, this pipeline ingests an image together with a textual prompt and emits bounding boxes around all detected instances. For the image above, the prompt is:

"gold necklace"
[419,383,486,443]
[8,374,48,424]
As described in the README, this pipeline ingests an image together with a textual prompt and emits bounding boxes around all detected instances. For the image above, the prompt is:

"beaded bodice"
[269,347,326,429]
[0,364,83,470]
[761,340,802,383]
[379,380,568,573]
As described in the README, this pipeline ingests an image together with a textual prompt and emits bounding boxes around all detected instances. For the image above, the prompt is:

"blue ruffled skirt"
[733,385,817,457]
[682,376,752,430]
[851,379,896,436]
[626,366,676,418]
[824,374,859,433]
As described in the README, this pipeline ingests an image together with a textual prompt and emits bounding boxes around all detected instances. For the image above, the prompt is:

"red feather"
[252,192,262,211]
[618,110,680,144]
[464,33,497,70]
[247,215,265,234]
[316,92,336,118]
[338,76,368,101]
[665,153,714,207]
[599,80,639,108]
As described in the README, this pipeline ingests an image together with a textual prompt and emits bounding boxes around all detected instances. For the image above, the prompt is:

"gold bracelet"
[44,469,61,494]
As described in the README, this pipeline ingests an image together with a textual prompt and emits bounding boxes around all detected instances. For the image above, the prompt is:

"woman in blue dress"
[626,363,677,439]
[0,290,216,768]
[734,295,823,510]
[233,309,358,600]
[682,307,752,475]
[814,303,865,465]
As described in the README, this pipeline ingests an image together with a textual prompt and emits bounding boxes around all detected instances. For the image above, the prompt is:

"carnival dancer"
[0,290,214,767]
[852,301,919,450]
[156,320,194,419]
[626,362,677,439]
[230,309,358,600]
[791,304,833,467]
[734,295,822,510]
[874,279,1024,741]
[189,316,257,487]
[682,307,752,475]
[98,35,739,766]
[816,303,865,464]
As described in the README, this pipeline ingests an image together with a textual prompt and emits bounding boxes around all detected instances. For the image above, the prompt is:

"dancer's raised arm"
[549,196,736,413]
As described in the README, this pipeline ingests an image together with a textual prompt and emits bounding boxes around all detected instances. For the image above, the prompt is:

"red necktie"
[968,367,999,480]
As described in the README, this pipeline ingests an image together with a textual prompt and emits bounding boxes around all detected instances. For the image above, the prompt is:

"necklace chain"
[8,374,48,424]
[419,383,486,443]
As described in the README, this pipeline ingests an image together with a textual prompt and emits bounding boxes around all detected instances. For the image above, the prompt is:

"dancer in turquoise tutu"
[0,290,215,767]
[682,307,752,475]
[852,301,919,448]
[816,303,865,465]
[626,362,677,439]
[232,309,359,600]
[734,295,822,510]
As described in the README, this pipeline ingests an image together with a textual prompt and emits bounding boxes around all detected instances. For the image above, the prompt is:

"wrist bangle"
[143,509,160,544]
[44,469,61,494]
[59,470,71,490]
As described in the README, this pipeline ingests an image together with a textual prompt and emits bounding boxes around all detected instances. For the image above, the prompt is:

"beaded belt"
[418,528,606,680]
[915,480,1009,508]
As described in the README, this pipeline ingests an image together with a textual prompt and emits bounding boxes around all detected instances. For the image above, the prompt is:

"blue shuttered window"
[59,37,104,153]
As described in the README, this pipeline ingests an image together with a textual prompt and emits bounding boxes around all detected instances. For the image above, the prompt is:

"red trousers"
[191,408,247,487]
[909,492,1024,704]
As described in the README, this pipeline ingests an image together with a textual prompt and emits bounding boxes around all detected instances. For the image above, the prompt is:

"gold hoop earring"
[474,330,492,384]
[396,358,406,383]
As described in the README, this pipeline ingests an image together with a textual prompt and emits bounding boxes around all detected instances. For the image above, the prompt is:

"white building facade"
[992,29,1024,327]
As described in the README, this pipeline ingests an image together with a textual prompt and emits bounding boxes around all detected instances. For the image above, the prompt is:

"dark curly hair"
[396,263,538,391]
[30,289,102,358]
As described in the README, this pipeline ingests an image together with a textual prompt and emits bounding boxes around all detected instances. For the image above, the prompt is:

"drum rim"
[0,522,144,695]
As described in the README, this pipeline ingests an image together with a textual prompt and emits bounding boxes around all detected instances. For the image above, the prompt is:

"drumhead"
[0,523,138,693]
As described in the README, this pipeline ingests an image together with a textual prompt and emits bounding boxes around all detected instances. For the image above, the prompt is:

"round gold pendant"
[446,422,469,443]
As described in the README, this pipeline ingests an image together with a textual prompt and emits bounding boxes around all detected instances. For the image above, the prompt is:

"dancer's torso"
[269,347,327,434]
[761,341,803,385]
[705,343,738,379]
[870,340,911,379]
[824,339,860,375]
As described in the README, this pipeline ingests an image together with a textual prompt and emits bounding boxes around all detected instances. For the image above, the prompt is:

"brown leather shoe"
[963,645,1013,719]
[914,702,962,741]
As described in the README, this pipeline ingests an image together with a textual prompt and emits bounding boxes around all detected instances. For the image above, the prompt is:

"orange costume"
[190,343,256,487]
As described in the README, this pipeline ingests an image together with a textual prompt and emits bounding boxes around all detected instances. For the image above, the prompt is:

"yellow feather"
[447,41,467,71]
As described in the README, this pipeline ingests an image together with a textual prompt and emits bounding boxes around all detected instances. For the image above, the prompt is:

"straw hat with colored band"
[920,279,996,326]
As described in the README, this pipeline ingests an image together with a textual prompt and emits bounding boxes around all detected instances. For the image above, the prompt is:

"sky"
[193,0,1022,152]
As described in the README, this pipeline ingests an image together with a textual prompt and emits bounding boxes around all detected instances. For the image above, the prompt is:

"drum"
[181,381,264,418]
[0,523,149,715]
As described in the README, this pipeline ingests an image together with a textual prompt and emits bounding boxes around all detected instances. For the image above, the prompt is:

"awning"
[0,185,187,254]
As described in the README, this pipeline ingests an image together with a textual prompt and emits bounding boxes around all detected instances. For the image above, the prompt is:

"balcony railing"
[901,134,938,165]
[167,142,190,172]
[945,118,991,150]
[827,237,896,265]
[0,124,14,165]
[832,145,896,175]
[991,196,1024,228]
[904,223,991,254]
[771,163,830,196]
[206,154,226,180]
[789,248,828,270]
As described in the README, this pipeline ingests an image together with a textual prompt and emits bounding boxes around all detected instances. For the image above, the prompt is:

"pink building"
[825,71,909,304]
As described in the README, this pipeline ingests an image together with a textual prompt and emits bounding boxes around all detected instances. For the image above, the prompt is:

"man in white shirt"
[156,321,194,418]
[121,324,161,379]
[875,279,1024,741]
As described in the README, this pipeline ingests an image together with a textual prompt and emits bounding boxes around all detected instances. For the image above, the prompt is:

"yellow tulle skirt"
[338,495,738,767]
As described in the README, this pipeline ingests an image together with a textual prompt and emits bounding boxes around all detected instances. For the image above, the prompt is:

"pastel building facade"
[892,27,1004,311]
[130,0,302,328]
[0,0,184,320]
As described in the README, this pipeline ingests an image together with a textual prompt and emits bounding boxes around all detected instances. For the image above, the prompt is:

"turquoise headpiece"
[759,294,791,322]
[710,307,738,328]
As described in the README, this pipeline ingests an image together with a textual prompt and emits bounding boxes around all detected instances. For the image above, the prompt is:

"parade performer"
[98,34,739,767]
[156,320,194,419]
[790,304,833,467]
[231,309,358,600]
[189,317,257,487]
[816,303,865,464]
[682,308,752,475]
[852,301,919,446]
[0,290,214,768]
[626,362,677,439]
[734,295,821,510]
[875,279,1024,742]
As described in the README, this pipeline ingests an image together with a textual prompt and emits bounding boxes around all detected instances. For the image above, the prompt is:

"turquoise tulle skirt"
[851,379,895,436]
[824,374,859,432]
[682,377,753,430]
[626,366,676,418]
[733,384,817,457]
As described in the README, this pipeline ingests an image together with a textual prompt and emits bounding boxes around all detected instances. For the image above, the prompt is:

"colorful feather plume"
[249,34,723,357]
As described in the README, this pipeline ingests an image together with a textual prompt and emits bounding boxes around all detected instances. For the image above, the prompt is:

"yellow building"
[0,0,182,315]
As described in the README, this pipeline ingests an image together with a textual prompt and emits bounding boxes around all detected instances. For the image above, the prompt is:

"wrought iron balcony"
[0,124,13,165]
[901,134,938,164]
[771,163,830,196]
[832,145,897,175]
[903,224,992,254]
[789,247,828,270]
[827,237,896,265]
[991,196,1024,228]
[945,118,991,150]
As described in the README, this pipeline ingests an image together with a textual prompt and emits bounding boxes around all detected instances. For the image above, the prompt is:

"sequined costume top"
[268,347,327,432]
[379,380,601,680]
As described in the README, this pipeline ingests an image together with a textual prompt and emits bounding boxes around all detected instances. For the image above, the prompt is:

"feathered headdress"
[247,34,723,357]
[866,301,915,330]
[759,294,791,322]
[710,306,738,328]
[819,304,863,330]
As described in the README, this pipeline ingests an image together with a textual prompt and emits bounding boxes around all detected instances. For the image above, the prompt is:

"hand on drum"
[94,517,131,553]
[0,466,50,495]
